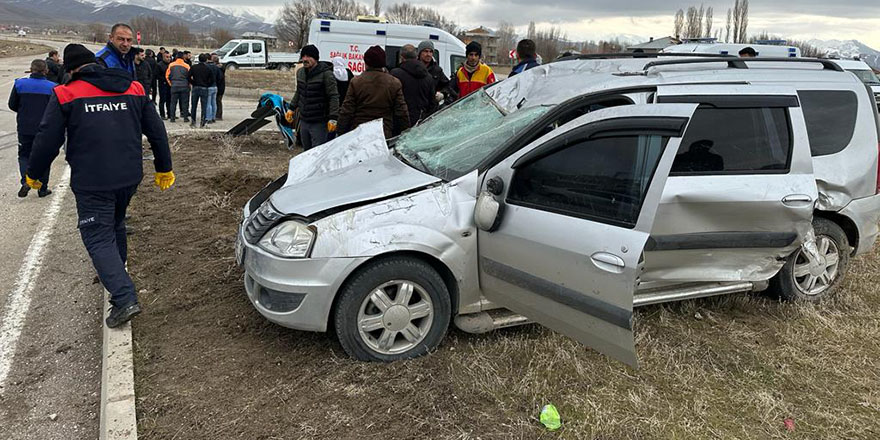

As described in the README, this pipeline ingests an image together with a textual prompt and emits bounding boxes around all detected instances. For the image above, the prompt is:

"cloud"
[207,0,880,48]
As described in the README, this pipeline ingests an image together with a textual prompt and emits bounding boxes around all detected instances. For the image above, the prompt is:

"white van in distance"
[307,18,467,75]
[664,41,802,58]
[215,39,299,71]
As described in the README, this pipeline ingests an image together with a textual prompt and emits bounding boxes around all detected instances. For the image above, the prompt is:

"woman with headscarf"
[331,56,354,103]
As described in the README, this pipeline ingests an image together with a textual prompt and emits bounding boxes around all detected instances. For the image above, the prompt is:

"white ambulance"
[307,18,467,75]
[663,42,802,58]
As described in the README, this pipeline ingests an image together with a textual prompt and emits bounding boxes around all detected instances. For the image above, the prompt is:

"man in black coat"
[211,54,225,120]
[133,48,152,97]
[145,49,159,103]
[391,44,435,130]
[156,51,172,119]
[187,53,215,128]
[417,40,456,108]
[45,50,64,83]
[24,44,175,328]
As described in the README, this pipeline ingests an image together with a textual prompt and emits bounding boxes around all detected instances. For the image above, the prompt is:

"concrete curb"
[223,86,293,101]
[99,289,138,440]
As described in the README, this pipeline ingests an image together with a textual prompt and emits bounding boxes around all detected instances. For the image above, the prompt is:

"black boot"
[38,188,52,198]
[17,184,29,198]
[106,302,142,328]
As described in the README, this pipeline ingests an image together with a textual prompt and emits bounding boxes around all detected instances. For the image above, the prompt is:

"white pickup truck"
[215,39,299,71]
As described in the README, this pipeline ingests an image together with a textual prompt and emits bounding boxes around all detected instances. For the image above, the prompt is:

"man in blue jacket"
[509,39,541,77]
[8,59,56,198]
[95,23,136,78]
[25,44,176,328]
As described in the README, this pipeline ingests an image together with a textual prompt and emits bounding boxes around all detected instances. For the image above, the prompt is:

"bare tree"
[725,8,731,42]
[704,7,713,38]
[684,5,705,39]
[373,0,380,15]
[275,1,313,50]
[313,0,369,20]
[275,0,369,49]
[737,0,749,43]
[211,27,235,46]
[532,25,565,60]
[673,9,684,38]
[496,21,517,62]
[527,21,536,39]
[86,23,106,43]
[385,2,459,34]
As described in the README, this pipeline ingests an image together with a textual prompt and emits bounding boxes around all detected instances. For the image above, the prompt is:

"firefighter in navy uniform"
[25,44,175,328]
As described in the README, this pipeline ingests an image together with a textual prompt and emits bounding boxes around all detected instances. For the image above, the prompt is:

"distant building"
[241,31,278,48]
[463,26,499,64]
[627,36,681,53]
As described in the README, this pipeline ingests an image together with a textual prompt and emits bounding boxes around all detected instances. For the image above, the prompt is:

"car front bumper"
[839,193,880,256]
[237,228,368,332]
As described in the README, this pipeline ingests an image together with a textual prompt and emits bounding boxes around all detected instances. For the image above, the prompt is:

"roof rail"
[551,52,735,63]
[643,57,845,72]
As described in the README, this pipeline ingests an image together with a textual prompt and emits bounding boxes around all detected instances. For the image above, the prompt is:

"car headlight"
[257,220,316,258]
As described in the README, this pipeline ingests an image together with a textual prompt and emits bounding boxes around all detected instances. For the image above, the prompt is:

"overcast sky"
[203,0,880,48]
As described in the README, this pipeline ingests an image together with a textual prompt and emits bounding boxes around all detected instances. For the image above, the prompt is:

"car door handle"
[590,252,625,274]
[782,194,813,207]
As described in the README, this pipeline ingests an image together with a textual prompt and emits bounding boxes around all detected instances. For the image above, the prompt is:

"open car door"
[475,104,699,367]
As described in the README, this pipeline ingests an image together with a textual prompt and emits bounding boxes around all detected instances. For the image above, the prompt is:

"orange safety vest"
[455,63,496,99]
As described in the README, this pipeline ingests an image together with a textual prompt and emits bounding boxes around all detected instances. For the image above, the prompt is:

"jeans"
[170,87,190,120]
[158,84,171,118]
[299,120,328,150]
[17,134,50,187]
[73,185,139,308]
[190,86,208,125]
[206,86,218,121]
[216,91,224,120]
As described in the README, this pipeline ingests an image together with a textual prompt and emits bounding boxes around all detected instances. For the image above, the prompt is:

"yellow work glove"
[327,119,337,132]
[25,175,43,190]
[285,109,294,123]
[154,171,176,191]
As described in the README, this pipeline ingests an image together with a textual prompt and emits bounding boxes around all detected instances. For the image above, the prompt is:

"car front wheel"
[771,217,850,302]
[334,257,451,362]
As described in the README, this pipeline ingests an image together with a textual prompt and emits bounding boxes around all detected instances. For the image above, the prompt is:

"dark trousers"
[216,91,224,120]
[73,185,139,308]
[151,79,158,102]
[299,120,328,150]
[17,134,50,187]
[170,87,190,120]
[158,84,171,118]
[190,86,208,125]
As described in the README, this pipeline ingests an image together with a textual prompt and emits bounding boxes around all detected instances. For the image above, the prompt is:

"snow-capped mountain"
[211,5,280,25]
[11,0,277,33]
[808,39,880,69]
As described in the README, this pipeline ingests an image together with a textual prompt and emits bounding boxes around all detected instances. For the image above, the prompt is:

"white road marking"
[0,164,71,393]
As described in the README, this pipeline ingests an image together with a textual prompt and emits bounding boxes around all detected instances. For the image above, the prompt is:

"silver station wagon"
[236,56,880,366]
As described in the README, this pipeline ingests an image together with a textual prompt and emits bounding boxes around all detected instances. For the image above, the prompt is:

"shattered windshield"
[394,90,552,181]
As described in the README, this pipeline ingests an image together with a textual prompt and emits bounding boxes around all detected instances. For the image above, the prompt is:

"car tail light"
[877,142,880,194]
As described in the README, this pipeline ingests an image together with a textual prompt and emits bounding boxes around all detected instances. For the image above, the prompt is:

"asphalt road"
[0,37,275,439]
[0,39,104,439]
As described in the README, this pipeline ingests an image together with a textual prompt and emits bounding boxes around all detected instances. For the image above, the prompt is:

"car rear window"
[671,107,792,174]
[798,90,858,157]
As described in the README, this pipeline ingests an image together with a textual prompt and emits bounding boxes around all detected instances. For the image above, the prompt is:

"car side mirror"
[475,191,504,232]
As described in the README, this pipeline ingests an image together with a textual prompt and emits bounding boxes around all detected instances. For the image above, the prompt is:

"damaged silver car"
[236,56,880,366]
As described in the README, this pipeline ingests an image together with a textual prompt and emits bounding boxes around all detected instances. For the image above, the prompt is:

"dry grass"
[131,133,880,439]
[0,39,54,59]
[225,69,297,97]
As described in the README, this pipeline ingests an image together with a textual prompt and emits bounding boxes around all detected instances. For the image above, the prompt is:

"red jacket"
[454,63,496,99]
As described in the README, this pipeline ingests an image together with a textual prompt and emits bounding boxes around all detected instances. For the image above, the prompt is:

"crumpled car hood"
[269,120,440,217]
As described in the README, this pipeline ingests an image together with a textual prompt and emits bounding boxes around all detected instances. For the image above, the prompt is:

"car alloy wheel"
[356,280,434,355]
[792,235,840,296]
